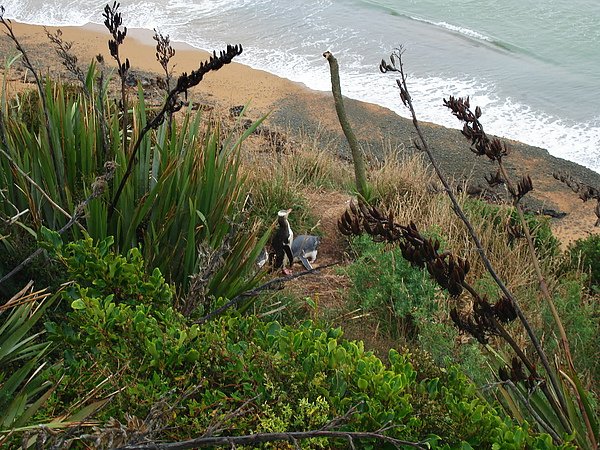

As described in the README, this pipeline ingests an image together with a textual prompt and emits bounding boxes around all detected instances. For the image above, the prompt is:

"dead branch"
[323,51,369,198]
[113,429,427,449]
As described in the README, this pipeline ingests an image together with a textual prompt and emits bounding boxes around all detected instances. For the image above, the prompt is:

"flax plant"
[361,47,599,448]
[0,284,54,440]
[0,4,265,302]
[338,49,598,449]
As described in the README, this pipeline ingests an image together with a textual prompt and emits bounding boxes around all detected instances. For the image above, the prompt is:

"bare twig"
[113,429,427,450]
[320,401,363,431]
[45,28,86,87]
[45,23,110,157]
[202,396,258,439]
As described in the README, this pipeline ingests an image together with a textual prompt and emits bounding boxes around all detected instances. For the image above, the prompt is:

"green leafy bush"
[41,230,173,308]
[345,235,489,385]
[38,237,559,448]
[344,235,439,339]
[567,234,600,289]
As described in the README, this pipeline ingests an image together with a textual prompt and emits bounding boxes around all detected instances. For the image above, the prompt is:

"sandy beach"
[2,20,599,246]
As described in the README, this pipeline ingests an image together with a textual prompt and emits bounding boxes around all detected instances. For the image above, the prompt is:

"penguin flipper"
[299,256,313,270]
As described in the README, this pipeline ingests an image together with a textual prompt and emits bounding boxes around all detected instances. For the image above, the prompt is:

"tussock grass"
[243,123,353,189]
[350,143,567,355]
[240,123,353,233]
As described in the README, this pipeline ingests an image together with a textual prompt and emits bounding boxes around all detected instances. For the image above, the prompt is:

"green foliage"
[39,237,557,448]
[0,290,55,441]
[345,235,489,385]
[463,198,561,258]
[567,234,600,289]
[541,279,600,387]
[43,241,197,415]
[0,65,265,299]
[416,321,489,386]
[41,230,173,308]
[344,234,439,339]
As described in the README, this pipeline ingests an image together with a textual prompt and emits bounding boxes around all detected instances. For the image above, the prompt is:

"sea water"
[3,0,600,173]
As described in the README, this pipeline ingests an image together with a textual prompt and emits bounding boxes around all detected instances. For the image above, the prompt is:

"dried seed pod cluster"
[484,170,505,188]
[498,357,528,384]
[103,1,129,79]
[174,45,243,100]
[339,201,470,297]
[443,97,540,212]
[512,175,533,201]
[427,253,469,297]
[379,48,412,106]
[154,30,175,76]
[338,201,402,242]
[493,295,518,323]
[338,200,517,346]
[444,96,511,163]
[450,294,517,345]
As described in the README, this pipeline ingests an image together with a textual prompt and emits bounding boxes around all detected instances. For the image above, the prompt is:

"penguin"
[256,247,269,269]
[292,235,321,270]
[272,209,294,275]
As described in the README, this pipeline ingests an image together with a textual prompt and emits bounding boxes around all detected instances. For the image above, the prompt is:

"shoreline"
[1,20,599,245]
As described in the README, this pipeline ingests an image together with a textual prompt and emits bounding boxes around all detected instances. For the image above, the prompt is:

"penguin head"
[277,208,292,218]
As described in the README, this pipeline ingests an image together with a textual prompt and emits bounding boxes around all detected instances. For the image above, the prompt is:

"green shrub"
[344,235,439,339]
[567,234,600,289]
[42,231,173,307]
[344,234,490,385]
[38,237,559,448]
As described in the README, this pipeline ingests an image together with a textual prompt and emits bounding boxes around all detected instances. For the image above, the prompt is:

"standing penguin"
[272,209,294,275]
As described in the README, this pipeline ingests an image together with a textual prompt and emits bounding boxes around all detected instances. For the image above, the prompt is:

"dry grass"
[240,122,567,357]
[358,143,566,351]
[241,122,353,191]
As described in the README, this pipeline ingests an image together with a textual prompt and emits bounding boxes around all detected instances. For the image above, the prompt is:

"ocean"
[3,0,600,173]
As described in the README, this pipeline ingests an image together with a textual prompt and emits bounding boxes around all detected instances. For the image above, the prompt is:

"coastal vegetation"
[0,3,598,449]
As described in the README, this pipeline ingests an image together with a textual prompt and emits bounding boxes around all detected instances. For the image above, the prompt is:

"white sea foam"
[2,0,99,26]
[3,0,599,174]
[408,16,494,43]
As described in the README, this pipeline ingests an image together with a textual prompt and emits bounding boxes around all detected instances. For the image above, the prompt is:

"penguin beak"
[286,208,292,214]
